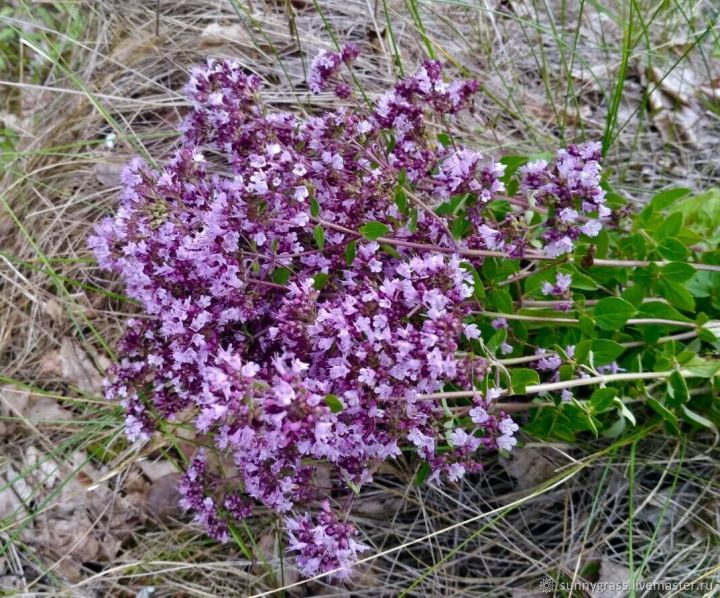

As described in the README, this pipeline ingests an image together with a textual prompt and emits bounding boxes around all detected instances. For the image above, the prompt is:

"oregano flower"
[90,49,611,579]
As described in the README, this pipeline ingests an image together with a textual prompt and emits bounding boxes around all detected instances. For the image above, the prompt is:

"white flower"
[469,404,490,425]
[498,416,519,436]
[556,273,572,292]
[486,388,504,402]
[294,186,309,202]
[559,207,578,223]
[447,463,466,482]
[544,236,574,257]
[580,219,602,237]
[449,428,470,448]
[497,434,517,451]
[463,323,481,340]
[358,120,372,134]
[241,362,260,378]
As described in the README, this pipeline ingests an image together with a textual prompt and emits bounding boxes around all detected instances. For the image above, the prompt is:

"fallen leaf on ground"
[144,472,183,522]
[0,464,34,520]
[591,558,631,598]
[138,458,177,482]
[199,23,252,48]
[501,446,558,489]
[0,385,73,427]
[59,338,105,394]
[93,156,127,188]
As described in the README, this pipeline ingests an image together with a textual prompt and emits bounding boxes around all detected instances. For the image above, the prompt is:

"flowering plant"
[90,45,720,581]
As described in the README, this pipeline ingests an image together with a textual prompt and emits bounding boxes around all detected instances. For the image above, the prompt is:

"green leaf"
[594,297,637,331]
[647,397,679,431]
[380,243,401,259]
[313,273,330,290]
[657,279,695,312]
[486,328,507,353]
[560,264,599,291]
[489,200,513,221]
[633,266,655,290]
[360,221,389,240]
[656,212,683,239]
[666,371,689,408]
[398,168,407,187]
[614,398,636,426]
[661,262,695,283]
[562,403,598,435]
[310,197,320,218]
[590,388,617,413]
[684,357,720,378]
[686,270,720,299]
[272,267,292,285]
[698,327,720,344]
[345,240,357,265]
[451,216,470,239]
[488,289,513,313]
[650,187,692,211]
[408,208,418,233]
[579,314,595,337]
[657,237,689,261]
[437,132,452,147]
[595,229,609,258]
[621,284,646,307]
[681,406,718,432]
[415,461,431,486]
[669,188,720,247]
[576,339,625,365]
[324,394,343,413]
[524,268,555,295]
[628,233,646,259]
[637,301,692,323]
[313,224,325,249]
[510,368,540,394]
[499,155,529,184]
[394,187,408,214]
[346,479,362,495]
[559,364,574,381]
[602,417,626,438]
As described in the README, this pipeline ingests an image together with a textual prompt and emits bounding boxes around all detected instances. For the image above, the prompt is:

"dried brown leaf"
[502,447,557,490]
[591,558,631,598]
[0,385,73,425]
[43,297,64,323]
[199,23,252,48]
[93,156,127,188]
[144,472,183,522]
[59,338,104,394]
[138,458,177,482]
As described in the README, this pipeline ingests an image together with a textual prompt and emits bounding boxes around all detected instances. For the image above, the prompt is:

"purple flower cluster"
[90,52,609,580]
[520,143,609,257]
[307,43,359,97]
[542,272,573,311]
[286,499,369,581]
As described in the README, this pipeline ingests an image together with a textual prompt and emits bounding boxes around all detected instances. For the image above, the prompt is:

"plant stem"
[312,218,720,272]
[476,310,714,330]
[495,329,699,367]
[421,369,700,400]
